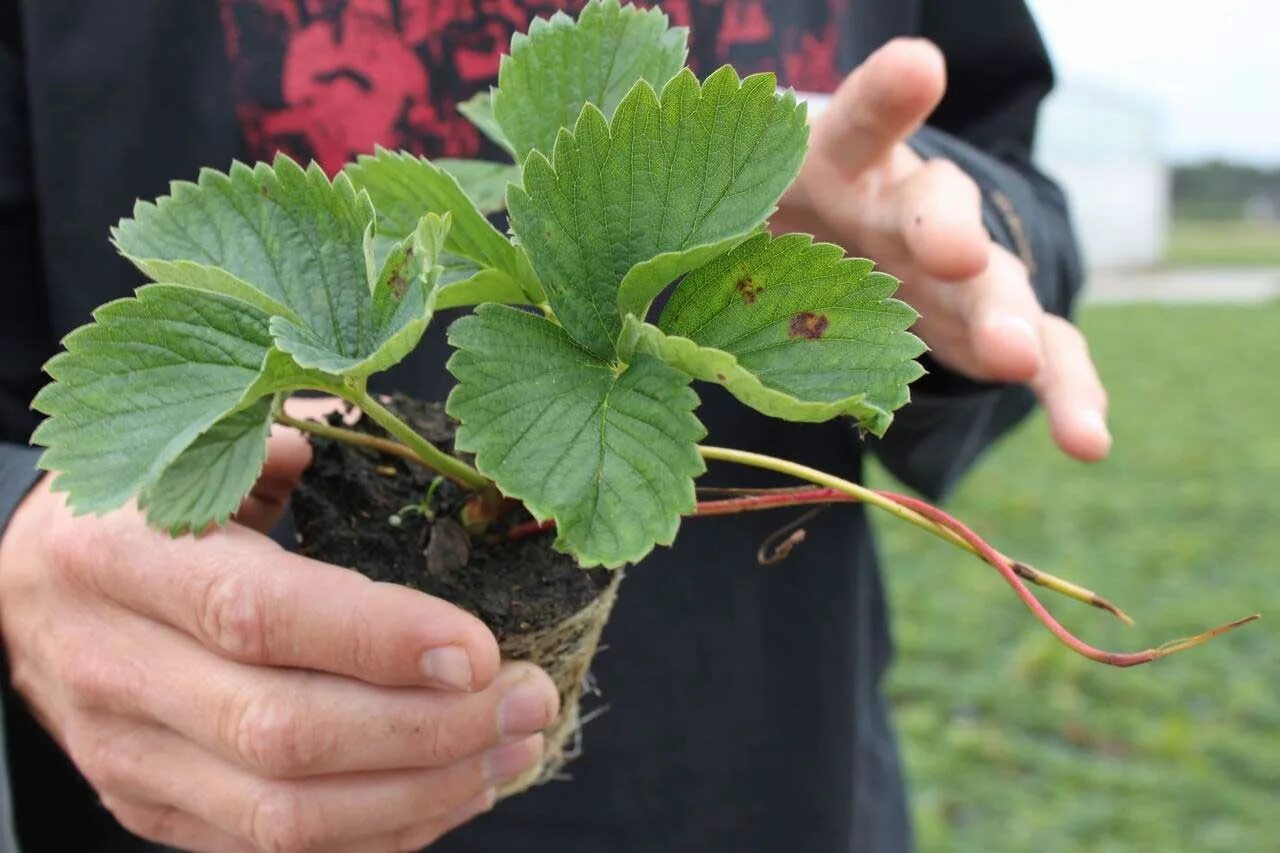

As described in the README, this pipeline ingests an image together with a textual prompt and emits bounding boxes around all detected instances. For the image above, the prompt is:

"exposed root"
[756,507,826,565]
[879,491,1258,667]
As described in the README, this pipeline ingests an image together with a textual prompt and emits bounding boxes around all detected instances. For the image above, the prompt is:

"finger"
[357,789,497,853]
[1031,314,1112,462]
[90,722,535,851]
[100,797,252,853]
[813,37,946,176]
[283,395,348,422]
[233,426,313,533]
[895,158,989,281]
[108,616,556,775]
[90,522,500,690]
[958,245,1046,382]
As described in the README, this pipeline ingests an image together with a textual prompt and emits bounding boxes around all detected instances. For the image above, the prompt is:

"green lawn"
[870,303,1280,851]
[1166,219,1280,267]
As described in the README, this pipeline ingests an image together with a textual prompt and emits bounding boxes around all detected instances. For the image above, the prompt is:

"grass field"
[869,302,1280,851]
[1166,219,1280,267]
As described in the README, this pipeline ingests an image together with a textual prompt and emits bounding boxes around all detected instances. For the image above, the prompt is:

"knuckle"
[46,516,101,583]
[60,649,132,711]
[1057,318,1089,353]
[394,821,446,852]
[104,798,183,845]
[247,783,321,853]
[926,157,971,187]
[101,797,160,840]
[196,570,272,662]
[226,684,328,777]
[419,708,470,767]
[345,606,379,677]
[69,726,133,792]
[926,159,981,204]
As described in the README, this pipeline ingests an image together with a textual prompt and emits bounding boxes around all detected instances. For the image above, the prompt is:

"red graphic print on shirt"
[218,0,850,174]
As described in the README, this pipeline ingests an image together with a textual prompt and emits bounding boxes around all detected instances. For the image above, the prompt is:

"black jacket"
[0,2,1080,851]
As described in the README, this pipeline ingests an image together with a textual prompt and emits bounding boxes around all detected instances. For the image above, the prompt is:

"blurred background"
[872,1,1280,850]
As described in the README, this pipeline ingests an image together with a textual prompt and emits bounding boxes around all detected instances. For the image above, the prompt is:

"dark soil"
[292,394,612,641]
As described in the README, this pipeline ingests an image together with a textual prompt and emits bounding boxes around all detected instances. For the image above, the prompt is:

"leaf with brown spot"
[618,231,925,434]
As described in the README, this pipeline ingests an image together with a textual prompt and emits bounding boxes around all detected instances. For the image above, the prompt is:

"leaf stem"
[275,411,424,465]
[346,389,492,491]
[695,444,1257,667]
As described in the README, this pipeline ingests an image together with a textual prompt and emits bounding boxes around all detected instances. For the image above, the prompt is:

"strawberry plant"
[29,0,1254,795]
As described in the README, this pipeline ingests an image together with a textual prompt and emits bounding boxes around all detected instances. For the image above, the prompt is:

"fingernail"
[498,675,556,737]
[1078,409,1113,450]
[484,737,541,785]
[421,645,473,692]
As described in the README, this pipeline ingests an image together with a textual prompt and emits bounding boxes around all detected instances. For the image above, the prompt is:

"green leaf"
[457,92,514,156]
[346,148,543,305]
[621,233,926,435]
[113,154,453,379]
[112,155,375,344]
[31,285,279,516]
[435,158,521,214]
[139,401,274,534]
[272,213,448,377]
[508,66,809,359]
[447,304,705,568]
[491,0,688,162]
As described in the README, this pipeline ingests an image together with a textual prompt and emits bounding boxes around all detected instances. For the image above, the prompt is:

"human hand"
[774,38,1111,462]
[0,424,559,852]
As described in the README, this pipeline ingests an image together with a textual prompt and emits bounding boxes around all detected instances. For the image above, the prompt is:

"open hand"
[0,421,558,852]
[775,38,1111,462]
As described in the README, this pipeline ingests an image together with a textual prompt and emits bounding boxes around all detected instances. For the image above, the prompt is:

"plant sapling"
[30,0,1256,796]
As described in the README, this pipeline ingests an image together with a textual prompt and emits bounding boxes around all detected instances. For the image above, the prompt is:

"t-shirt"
[0,1,1080,850]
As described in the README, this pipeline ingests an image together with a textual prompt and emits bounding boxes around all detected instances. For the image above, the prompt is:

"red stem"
[504,489,852,540]
[507,487,1257,667]
[876,491,1257,666]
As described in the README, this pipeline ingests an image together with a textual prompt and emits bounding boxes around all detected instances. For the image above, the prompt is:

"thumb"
[812,37,946,177]
[233,425,313,533]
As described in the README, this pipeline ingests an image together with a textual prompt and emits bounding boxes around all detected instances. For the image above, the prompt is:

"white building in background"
[1035,80,1170,271]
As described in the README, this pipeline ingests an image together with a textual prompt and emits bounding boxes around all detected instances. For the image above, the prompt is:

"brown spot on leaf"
[715,372,727,381]
[735,275,763,305]
[385,250,413,298]
[789,311,830,340]
[388,272,408,297]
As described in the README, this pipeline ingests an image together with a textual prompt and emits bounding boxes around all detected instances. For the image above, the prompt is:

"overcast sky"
[1029,0,1280,165]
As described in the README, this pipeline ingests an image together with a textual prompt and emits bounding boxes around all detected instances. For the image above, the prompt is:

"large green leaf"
[138,401,274,534]
[112,155,374,340]
[346,148,542,305]
[491,0,687,162]
[508,66,809,359]
[622,233,926,435]
[112,154,444,378]
[447,304,705,568]
[32,285,280,516]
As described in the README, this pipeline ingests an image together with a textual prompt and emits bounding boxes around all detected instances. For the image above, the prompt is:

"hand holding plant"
[23,2,1255,836]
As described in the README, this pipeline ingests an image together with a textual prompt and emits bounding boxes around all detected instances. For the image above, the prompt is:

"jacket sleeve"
[867,0,1085,500]
[0,1,47,544]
